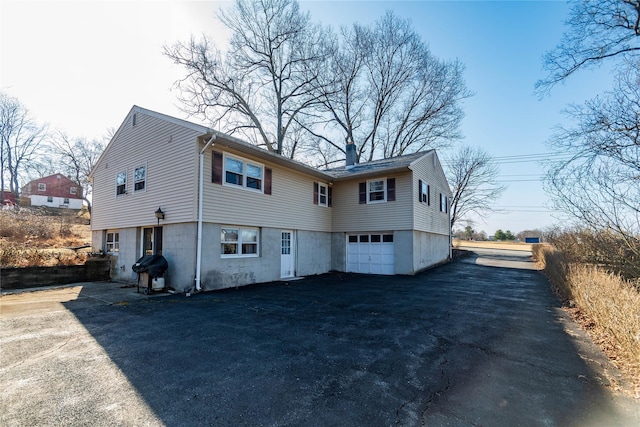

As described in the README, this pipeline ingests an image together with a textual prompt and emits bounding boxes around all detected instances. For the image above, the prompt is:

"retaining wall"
[1,258,111,290]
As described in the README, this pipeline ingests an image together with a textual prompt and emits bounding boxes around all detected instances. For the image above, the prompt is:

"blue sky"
[1,1,615,235]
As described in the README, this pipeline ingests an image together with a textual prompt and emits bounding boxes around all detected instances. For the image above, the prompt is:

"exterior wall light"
[155,207,165,225]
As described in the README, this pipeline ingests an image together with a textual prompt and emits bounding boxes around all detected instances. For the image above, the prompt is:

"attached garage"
[346,233,394,275]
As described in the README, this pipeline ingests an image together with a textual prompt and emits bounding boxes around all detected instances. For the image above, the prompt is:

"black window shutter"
[212,151,223,184]
[313,182,319,205]
[359,182,366,204]
[427,185,430,206]
[328,187,332,207]
[418,179,423,202]
[387,178,396,201]
[264,168,272,195]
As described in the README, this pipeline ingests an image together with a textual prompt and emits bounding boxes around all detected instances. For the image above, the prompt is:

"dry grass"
[453,239,533,252]
[535,244,640,398]
[0,208,91,268]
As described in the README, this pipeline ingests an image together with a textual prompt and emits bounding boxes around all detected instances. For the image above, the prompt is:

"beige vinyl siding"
[331,172,413,232]
[410,152,451,235]
[91,110,200,230]
[201,146,332,232]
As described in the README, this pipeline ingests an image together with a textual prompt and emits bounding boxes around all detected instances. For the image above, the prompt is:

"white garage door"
[346,233,394,275]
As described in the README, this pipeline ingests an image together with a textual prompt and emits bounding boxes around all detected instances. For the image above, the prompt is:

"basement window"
[106,231,119,253]
[221,227,259,257]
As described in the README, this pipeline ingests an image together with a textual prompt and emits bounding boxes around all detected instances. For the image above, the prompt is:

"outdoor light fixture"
[155,207,165,225]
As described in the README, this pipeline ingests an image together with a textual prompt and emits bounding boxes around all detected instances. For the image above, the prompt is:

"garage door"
[346,233,394,275]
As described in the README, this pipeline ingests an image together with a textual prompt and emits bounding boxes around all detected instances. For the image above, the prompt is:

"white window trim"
[421,181,429,204]
[106,231,120,253]
[318,183,328,207]
[134,164,147,192]
[222,153,264,193]
[367,178,387,204]
[221,226,260,258]
[38,183,46,191]
[116,171,127,196]
[440,193,448,213]
[70,186,77,195]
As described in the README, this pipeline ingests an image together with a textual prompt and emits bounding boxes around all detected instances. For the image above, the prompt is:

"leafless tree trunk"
[164,0,331,159]
[312,12,471,163]
[0,92,47,202]
[444,145,506,229]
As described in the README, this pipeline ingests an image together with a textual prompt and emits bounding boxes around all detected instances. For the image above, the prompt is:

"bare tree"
[0,92,47,203]
[536,0,640,94]
[444,145,506,229]
[311,12,471,163]
[50,131,105,213]
[164,0,331,158]
[545,59,640,248]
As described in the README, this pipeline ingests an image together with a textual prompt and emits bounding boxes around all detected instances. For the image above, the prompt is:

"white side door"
[281,230,295,278]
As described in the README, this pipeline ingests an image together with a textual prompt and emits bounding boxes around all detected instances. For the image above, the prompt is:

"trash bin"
[132,255,168,294]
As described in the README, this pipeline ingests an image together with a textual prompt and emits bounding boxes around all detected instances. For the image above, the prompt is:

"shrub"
[536,237,640,397]
[544,228,640,282]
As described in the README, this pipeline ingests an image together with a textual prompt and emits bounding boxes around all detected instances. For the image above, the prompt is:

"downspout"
[195,133,217,292]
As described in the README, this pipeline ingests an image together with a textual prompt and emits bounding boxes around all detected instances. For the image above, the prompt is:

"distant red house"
[21,174,84,209]
[2,190,16,206]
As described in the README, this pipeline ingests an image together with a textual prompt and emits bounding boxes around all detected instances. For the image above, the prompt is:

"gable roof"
[92,105,440,183]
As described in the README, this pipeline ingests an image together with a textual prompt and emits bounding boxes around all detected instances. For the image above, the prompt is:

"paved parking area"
[1,249,639,426]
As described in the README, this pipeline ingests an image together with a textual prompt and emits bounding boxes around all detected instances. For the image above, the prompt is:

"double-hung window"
[224,154,263,192]
[106,231,119,253]
[359,178,395,204]
[134,165,146,191]
[70,187,77,195]
[313,182,332,207]
[38,183,46,191]
[116,171,127,195]
[318,183,328,206]
[419,180,430,205]
[221,227,259,257]
[440,193,448,213]
[368,179,386,203]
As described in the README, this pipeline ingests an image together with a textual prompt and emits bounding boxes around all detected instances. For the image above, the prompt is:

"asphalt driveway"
[1,248,639,426]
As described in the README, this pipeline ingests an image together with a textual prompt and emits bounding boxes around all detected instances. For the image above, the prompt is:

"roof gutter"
[194,133,216,293]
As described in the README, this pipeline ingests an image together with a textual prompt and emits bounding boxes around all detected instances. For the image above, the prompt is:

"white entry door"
[347,233,395,275]
[281,230,295,278]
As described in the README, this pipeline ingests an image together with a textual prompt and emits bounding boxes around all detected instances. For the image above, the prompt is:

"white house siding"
[29,195,83,209]
[201,146,332,232]
[91,110,201,231]
[409,153,451,236]
[331,172,413,232]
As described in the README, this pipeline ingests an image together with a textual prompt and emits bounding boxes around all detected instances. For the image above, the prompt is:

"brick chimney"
[346,140,357,169]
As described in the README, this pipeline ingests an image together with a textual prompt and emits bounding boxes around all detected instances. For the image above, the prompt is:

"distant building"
[21,174,84,209]
[1,190,16,206]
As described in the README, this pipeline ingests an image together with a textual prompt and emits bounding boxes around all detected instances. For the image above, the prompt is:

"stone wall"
[1,258,111,290]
